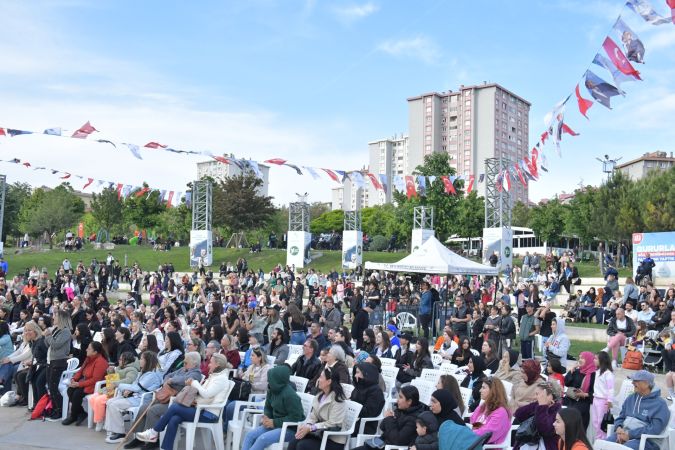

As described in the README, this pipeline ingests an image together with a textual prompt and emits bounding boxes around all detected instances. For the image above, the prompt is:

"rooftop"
[407,82,531,106]
[616,151,675,169]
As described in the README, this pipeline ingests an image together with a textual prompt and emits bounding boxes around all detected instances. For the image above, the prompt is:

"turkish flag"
[668,0,675,23]
[561,123,579,136]
[366,173,383,190]
[515,165,527,186]
[144,142,167,149]
[212,156,230,164]
[602,37,641,80]
[405,175,417,198]
[321,169,340,183]
[575,84,593,119]
[0,128,5,136]
[166,191,174,208]
[135,187,150,197]
[264,158,287,165]
[466,175,475,194]
[525,156,538,179]
[116,183,124,200]
[441,176,456,195]
[83,178,94,190]
[540,131,549,145]
[71,121,98,139]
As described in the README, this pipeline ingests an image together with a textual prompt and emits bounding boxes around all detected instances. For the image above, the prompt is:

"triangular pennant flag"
[8,129,32,137]
[540,131,549,144]
[284,163,303,175]
[627,0,670,25]
[335,170,346,182]
[173,191,183,207]
[264,158,287,165]
[593,53,631,92]
[246,160,263,178]
[60,172,71,179]
[466,175,475,194]
[427,175,436,186]
[166,191,175,208]
[496,172,504,192]
[417,176,427,196]
[97,139,117,148]
[575,84,593,119]
[478,174,485,183]
[135,186,150,197]
[351,172,365,189]
[83,178,94,190]
[43,127,62,136]
[614,18,646,64]
[584,70,622,109]
[561,123,579,136]
[404,176,417,198]
[71,121,97,139]
[158,190,167,203]
[122,185,133,199]
[378,174,388,193]
[144,142,167,149]
[124,143,143,160]
[116,183,124,200]
[322,168,340,183]
[213,155,230,164]
[668,0,675,23]
[185,191,192,207]
[303,166,320,180]
[514,164,527,185]
[602,37,642,80]
[440,176,456,195]
[366,173,384,190]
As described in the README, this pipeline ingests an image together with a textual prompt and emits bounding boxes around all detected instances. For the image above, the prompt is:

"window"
[425,97,432,104]
[464,120,471,127]
[425,125,432,132]
[465,99,471,107]
[425,135,431,141]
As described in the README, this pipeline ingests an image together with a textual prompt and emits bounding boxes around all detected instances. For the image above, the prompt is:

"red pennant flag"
[540,131,549,144]
[496,174,503,192]
[466,175,475,194]
[0,128,5,136]
[212,156,230,164]
[668,0,675,23]
[71,121,98,139]
[529,151,539,179]
[264,158,287,165]
[321,169,340,183]
[83,178,94,190]
[60,172,71,179]
[366,173,383,190]
[441,176,457,195]
[135,187,150,197]
[22,162,31,168]
[405,175,417,198]
[561,123,579,136]
[524,157,538,180]
[514,165,527,186]
[116,183,124,200]
[503,171,512,192]
[602,37,642,80]
[144,142,167,149]
[166,191,174,208]
[575,84,593,119]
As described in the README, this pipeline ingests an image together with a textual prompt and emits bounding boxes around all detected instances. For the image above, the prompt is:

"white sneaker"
[95,422,104,432]
[611,360,617,370]
[136,429,158,443]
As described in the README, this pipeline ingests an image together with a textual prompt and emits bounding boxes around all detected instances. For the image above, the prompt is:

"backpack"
[30,393,52,420]
[622,350,643,371]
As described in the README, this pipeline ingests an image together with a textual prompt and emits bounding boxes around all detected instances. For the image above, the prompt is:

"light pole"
[595,154,623,183]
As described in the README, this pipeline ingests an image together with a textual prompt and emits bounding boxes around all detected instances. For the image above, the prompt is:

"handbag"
[174,386,199,407]
[565,387,581,401]
[515,416,541,445]
[622,350,644,371]
[228,377,252,402]
[601,410,614,432]
[154,383,179,404]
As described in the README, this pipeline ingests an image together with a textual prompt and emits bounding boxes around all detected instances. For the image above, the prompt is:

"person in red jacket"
[62,341,108,425]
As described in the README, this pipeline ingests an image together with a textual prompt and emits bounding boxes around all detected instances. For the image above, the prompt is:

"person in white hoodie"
[591,351,614,440]
[544,318,571,368]
[135,353,233,450]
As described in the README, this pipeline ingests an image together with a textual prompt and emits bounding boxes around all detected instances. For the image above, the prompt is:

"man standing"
[522,251,531,278]
[518,303,539,360]
[320,297,342,335]
[419,282,433,339]
[450,296,471,339]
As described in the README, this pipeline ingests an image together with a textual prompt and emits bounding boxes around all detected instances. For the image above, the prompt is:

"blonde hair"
[54,309,72,331]
[23,321,41,341]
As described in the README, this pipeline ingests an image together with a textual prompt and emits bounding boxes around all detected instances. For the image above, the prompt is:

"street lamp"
[595,154,623,182]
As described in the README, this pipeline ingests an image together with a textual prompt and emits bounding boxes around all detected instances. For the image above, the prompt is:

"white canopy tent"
[365,235,499,276]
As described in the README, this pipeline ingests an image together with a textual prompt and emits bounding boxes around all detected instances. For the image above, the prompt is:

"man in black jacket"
[290,339,321,388]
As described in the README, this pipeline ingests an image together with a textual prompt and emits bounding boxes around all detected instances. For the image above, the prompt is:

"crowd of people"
[0,251,672,450]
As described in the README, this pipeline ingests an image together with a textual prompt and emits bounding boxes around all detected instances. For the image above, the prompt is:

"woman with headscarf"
[460,354,486,412]
[495,349,521,384]
[562,351,596,429]
[429,389,464,426]
[350,362,385,435]
[511,359,544,410]
[544,318,570,368]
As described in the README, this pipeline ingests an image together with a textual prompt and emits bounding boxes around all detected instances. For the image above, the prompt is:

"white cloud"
[331,2,379,22]
[377,36,441,64]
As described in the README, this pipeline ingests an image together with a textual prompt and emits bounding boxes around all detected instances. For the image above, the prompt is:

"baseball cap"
[386,324,399,335]
[629,370,655,384]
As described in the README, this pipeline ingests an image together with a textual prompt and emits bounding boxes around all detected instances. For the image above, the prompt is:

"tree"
[155,203,192,243]
[451,192,485,237]
[122,188,166,230]
[310,210,344,234]
[90,187,124,238]
[212,174,276,233]
[529,198,568,245]
[512,201,531,228]
[2,182,32,241]
[19,184,85,248]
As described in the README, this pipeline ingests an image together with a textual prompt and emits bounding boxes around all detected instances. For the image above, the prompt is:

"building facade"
[616,151,675,180]
[196,159,270,196]
[407,83,530,205]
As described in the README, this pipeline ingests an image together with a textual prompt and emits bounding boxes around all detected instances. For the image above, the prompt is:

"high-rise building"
[408,82,530,204]
[196,160,271,196]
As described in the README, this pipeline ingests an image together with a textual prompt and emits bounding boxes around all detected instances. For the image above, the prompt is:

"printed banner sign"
[482,227,513,272]
[189,230,213,268]
[632,232,675,284]
[411,228,434,253]
[287,231,312,268]
[342,230,363,269]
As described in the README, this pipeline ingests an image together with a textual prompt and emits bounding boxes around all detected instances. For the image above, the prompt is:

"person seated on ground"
[123,352,203,450]
[135,353,234,450]
[429,388,464,427]
[460,354,487,412]
[554,408,593,450]
[287,368,348,450]
[89,352,139,431]
[513,381,562,450]
[470,377,511,445]
[62,342,108,427]
[241,365,305,450]
[511,359,544,411]
[102,352,163,442]
[291,339,321,386]
[411,411,439,450]
[604,370,669,450]
[350,362,385,436]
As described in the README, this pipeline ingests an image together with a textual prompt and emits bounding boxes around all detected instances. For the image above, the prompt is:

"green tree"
[212,174,276,233]
[529,198,568,245]
[19,184,85,248]
[122,188,166,230]
[451,191,485,237]
[512,201,531,228]
[310,210,344,234]
[565,187,597,246]
[155,203,192,243]
[2,182,32,241]
[90,187,125,238]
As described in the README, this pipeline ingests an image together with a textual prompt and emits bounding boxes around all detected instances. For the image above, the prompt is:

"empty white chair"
[396,312,417,331]
[289,376,309,394]
[410,379,436,406]
[341,383,355,399]
[439,362,458,374]
[380,365,399,381]
[225,397,266,450]
[380,357,396,367]
[431,353,443,368]
[420,368,442,386]
[266,355,276,366]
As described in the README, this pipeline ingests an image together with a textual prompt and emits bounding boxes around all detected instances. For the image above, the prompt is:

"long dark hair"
[558,408,593,450]
[414,337,431,366]
[145,334,160,354]
[165,331,184,354]
[322,367,346,402]
[90,341,108,359]
[597,351,612,374]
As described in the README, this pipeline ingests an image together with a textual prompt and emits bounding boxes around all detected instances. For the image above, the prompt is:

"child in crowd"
[411,411,439,450]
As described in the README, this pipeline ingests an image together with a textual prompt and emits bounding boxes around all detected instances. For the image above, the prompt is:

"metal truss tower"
[413,206,434,230]
[484,158,512,229]
[191,180,212,231]
[344,210,362,231]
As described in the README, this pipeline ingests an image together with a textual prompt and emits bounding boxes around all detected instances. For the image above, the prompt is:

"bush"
[369,235,388,252]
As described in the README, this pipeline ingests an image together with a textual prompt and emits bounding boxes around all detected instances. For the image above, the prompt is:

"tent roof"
[364,236,499,276]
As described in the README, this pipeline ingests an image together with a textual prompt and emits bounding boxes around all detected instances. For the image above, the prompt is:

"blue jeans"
[0,362,18,393]
[606,433,653,450]
[242,425,294,450]
[153,403,218,450]
[290,331,306,345]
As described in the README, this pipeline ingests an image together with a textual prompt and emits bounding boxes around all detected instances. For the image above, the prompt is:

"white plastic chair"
[459,387,473,417]
[470,349,480,356]
[420,368,442,386]
[439,362,457,374]
[287,344,303,359]
[225,397,266,450]
[594,441,631,450]
[410,379,436,406]
[483,420,515,449]
[395,312,417,331]
[289,375,309,393]
[500,379,513,402]
[86,380,107,429]
[172,396,230,450]
[380,357,396,367]
[431,353,443,368]
[351,404,387,448]
[318,400,363,449]
[341,383,355,399]
[614,379,635,415]
[58,357,81,420]
[266,355,276,366]
[267,392,315,450]
[380,365,399,380]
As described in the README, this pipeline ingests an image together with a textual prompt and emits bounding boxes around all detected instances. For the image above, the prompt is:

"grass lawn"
[566,322,606,329]
[4,244,404,275]
[511,257,633,278]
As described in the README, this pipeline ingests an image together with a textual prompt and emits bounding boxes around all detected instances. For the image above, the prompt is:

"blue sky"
[0,0,674,206]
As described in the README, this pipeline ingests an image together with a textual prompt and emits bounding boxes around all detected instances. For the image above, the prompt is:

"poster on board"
[342,230,363,269]
[189,230,213,267]
[287,231,312,268]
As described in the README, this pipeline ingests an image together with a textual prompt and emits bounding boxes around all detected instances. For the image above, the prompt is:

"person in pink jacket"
[469,377,512,445]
